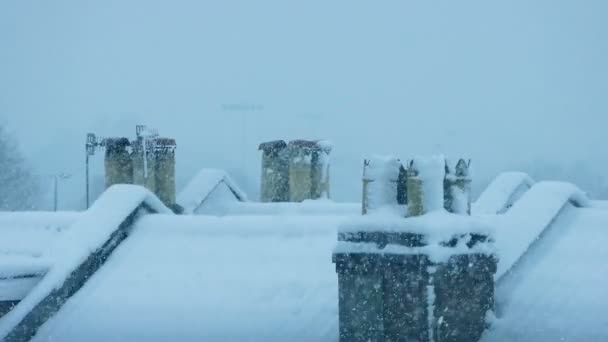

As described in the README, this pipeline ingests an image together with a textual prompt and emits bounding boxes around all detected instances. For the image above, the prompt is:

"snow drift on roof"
[0,213,80,304]
[31,214,346,342]
[590,200,608,209]
[483,207,608,341]
[177,169,248,214]
[362,155,402,215]
[10,180,597,341]
[0,257,49,302]
[202,199,360,217]
[0,257,49,280]
[338,210,495,263]
[340,210,493,239]
[0,212,80,259]
[0,185,171,340]
[493,181,590,279]
[474,172,534,215]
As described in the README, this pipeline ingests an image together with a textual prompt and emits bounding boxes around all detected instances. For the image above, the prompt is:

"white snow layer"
[31,214,346,342]
[338,210,494,263]
[492,181,589,279]
[340,210,493,239]
[0,178,601,341]
[0,212,80,302]
[482,206,608,341]
[0,257,49,301]
[474,172,534,215]
[0,277,42,302]
[0,185,171,340]
[590,200,608,209]
[177,168,248,214]
[317,141,332,198]
[363,156,401,214]
[0,212,80,258]
[208,200,360,217]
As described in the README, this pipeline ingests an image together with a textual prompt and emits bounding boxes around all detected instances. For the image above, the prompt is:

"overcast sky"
[1,0,607,207]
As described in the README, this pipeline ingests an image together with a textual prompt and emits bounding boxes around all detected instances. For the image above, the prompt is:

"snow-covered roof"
[483,206,608,341]
[493,181,589,279]
[0,185,171,340]
[590,200,608,209]
[29,214,346,342]
[474,172,534,215]
[177,169,248,214]
[214,200,360,216]
[0,211,81,302]
[0,212,80,259]
[0,257,49,302]
[1,178,607,341]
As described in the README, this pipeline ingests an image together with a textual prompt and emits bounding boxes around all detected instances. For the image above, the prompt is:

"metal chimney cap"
[155,137,177,146]
[102,137,131,148]
[288,139,318,149]
[258,140,287,152]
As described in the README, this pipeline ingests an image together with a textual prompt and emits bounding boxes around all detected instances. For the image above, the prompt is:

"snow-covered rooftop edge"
[0,185,172,340]
[494,181,590,280]
[474,172,534,215]
[338,209,496,264]
[339,210,494,238]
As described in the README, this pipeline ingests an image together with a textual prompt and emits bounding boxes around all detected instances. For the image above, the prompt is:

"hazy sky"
[1,0,607,207]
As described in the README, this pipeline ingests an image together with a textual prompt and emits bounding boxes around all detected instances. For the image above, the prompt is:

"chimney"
[103,137,133,188]
[334,155,496,342]
[361,156,402,215]
[153,137,177,207]
[444,159,472,215]
[311,140,332,199]
[406,156,446,217]
[286,140,332,202]
[131,135,157,196]
[130,129,177,208]
[258,140,289,202]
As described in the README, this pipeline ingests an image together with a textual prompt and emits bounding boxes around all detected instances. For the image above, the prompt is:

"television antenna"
[85,133,103,209]
[135,125,159,179]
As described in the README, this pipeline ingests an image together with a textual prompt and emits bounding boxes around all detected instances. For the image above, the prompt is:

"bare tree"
[0,125,38,210]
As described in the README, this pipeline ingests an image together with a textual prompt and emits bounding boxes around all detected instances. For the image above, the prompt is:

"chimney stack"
[259,140,289,202]
[103,137,133,188]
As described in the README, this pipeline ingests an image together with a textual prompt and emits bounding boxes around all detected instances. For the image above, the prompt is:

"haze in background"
[1,0,607,209]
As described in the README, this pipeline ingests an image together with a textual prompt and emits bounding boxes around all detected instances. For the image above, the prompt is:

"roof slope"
[493,181,589,279]
[474,172,534,215]
[177,169,248,214]
[5,180,602,341]
[30,214,344,342]
[482,206,608,341]
[0,185,171,341]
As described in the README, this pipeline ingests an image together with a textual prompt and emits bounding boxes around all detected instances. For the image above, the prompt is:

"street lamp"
[53,173,72,211]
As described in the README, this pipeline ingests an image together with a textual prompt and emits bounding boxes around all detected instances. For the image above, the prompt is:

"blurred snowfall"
[1,0,607,209]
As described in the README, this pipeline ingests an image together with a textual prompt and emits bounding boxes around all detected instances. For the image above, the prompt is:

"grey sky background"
[1,0,607,208]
